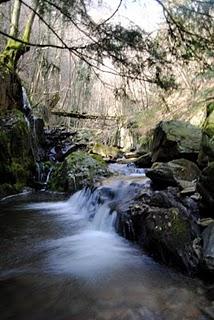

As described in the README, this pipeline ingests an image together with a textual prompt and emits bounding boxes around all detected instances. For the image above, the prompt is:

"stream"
[0,165,211,320]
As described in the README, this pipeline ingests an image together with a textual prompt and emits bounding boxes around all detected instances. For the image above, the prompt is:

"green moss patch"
[48,151,110,193]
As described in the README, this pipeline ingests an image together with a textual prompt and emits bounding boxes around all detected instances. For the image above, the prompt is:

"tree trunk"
[9,0,21,38]
[0,0,38,70]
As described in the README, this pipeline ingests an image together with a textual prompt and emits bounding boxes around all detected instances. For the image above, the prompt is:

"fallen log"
[51,111,118,121]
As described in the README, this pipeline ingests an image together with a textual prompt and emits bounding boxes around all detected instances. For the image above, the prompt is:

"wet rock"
[151,120,202,163]
[141,206,201,273]
[119,186,202,274]
[146,159,201,189]
[202,222,214,272]
[34,117,46,146]
[134,152,152,168]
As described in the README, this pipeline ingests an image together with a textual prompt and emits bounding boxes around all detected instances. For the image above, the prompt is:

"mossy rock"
[91,143,121,159]
[48,151,110,193]
[146,159,201,189]
[0,110,35,197]
[142,206,200,272]
[152,120,202,162]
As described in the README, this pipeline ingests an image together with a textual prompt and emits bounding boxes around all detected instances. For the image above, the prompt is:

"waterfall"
[21,87,49,188]
[25,181,145,278]
[22,87,32,115]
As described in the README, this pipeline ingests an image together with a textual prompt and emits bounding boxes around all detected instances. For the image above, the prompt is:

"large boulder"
[146,159,201,190]
[151,120,202,163]
[48,151,110,193]
[134,152,152,168]
[118,186,202,274]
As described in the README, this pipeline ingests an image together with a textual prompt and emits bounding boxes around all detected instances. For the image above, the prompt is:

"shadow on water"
[0,168,211,320]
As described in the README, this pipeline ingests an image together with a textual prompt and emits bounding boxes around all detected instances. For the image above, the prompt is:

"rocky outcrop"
[151,120,202,163]
[113,126,134,151]
[0,110,35,197]
[113,120,214,276]
[146,159,201,190]
[48,151,110,193]
[117,185,202,274]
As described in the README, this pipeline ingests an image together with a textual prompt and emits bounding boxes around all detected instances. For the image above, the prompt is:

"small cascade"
[34,162,52,191]
[21,87,48,189]
[109,162,145,176]
[25,182,145,279]
[22,87,32,116]
[62,177,147,234]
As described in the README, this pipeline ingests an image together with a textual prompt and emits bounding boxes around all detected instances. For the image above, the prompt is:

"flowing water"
[0,166,211,320]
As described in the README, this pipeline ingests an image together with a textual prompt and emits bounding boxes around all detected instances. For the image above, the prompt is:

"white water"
[109,162,145,176]
[0,170,209,319]
[25,182,146,281]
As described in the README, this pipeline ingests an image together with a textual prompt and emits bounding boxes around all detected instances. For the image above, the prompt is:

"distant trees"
[156,0,214,68]
[0,0,213,120]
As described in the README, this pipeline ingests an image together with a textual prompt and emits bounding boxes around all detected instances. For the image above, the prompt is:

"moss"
[0,183,16,198]
[91,143,120,159]
[169,208,190,244]
[11,161,28,182]
[49,151,109,193]
[91,153,106,165]
[207,102,214,116]
[138,133,153,152]
[48,162,66,193]
[0,130,10,163]
[0,110,35,196]
[0,40,27,70]
[152,208,191,248]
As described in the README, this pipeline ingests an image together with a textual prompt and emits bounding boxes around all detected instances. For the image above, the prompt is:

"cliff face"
[0,71,35,198]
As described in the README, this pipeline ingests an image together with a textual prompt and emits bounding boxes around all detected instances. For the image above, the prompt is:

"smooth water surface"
[0,176,211,320]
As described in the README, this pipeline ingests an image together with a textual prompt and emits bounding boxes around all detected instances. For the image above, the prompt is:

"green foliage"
[164,0,214,68]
